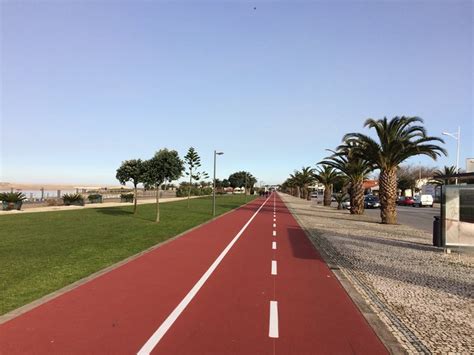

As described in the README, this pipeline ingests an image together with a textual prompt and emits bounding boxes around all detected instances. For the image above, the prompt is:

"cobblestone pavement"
[280,194,473,354]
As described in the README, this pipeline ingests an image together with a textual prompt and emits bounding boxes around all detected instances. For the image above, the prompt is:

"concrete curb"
[0,197,259,325]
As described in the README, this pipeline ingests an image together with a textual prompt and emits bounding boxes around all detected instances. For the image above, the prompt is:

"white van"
[413,194,434,207]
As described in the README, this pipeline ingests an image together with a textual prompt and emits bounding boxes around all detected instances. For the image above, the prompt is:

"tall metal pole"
[443,126,462,185]
[455,126,460,185]
[213,150,217,216]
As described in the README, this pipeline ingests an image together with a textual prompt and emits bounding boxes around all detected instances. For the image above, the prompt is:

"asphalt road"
[364,205,440,233]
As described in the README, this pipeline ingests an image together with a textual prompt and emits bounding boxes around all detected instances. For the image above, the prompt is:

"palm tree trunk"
[323,184,332,206]
[133,184,138,214]
[155,186,160,223]
[379,168,398,224]
[350,179,365,215]
[296,186,301,198]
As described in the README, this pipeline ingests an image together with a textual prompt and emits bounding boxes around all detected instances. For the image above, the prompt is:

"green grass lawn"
[0,195,256,315]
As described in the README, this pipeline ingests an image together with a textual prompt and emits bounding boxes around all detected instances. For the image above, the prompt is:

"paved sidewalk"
[0,196,201,215]
[281,193,474,354]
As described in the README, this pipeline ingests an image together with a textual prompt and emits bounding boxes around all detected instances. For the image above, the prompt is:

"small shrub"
[0,192,27,210]
[0,192,27,203]
[176,186,212,197]
[87,194,103,203]
[120,193,134,203]
[62,193,84,206]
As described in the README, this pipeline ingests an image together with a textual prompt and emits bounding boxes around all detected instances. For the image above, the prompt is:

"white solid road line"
[269,301,279,338]
[137,195,272,355]
[273,230,276,237]
[272,241,277,250]
[271,260,277,275]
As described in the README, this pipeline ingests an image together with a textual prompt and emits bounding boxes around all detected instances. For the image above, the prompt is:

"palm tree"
[320,140,373,214]
[314,165,340,206]
[432,165,458,185]
[298,166,316,200]
[333,193,349,210]
[288,167,315,199]
[289,172,302,198]
[345,116,446,224]
[282,177,298,196]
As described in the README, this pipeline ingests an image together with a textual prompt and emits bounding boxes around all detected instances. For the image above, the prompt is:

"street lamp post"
[442,126,461,184]
[213,150,224,216]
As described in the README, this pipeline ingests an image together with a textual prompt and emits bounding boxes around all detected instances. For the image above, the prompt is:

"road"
[0,193,387,354]
[364,205,440,232]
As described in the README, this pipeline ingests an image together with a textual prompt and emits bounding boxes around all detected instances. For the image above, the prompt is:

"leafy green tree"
[184,147,208,207]
[143,149,184,222]
[222,179,231,188]
[228,171,257,198]
[116,159,145,214]
[345,116,446,224]
[314,165,340,206]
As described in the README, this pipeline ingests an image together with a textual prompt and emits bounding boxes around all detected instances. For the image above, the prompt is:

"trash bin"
[433,216,442,247]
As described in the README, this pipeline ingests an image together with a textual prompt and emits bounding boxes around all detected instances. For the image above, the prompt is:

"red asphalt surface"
[0,193,387,355]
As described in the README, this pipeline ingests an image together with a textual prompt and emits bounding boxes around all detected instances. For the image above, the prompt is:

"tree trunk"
[155,187,160,223]
[133,185,138,214]
[350,179,365,215]
[379,168,398,224]
[323,184,332,206]
[296,186,301,198]
[187,168,192,208]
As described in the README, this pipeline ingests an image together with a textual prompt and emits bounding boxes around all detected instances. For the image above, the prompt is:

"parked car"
[413,194,434,207]
[364,195,380,209]
[341,201,351,210]
[397,196,415,206]
[310,192,324,200]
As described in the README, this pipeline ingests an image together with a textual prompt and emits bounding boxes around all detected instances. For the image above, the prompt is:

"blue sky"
[1,1,472,185]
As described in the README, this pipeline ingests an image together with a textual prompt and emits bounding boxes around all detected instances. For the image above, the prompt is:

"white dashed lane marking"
[269,301,279,338]
[271,260,277,275]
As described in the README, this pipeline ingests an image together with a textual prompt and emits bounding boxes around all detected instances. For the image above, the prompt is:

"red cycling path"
[0,193,387,355]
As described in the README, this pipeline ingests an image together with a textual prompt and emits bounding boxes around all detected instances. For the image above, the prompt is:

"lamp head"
[216,152,224,155]
[442,131,458,139]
